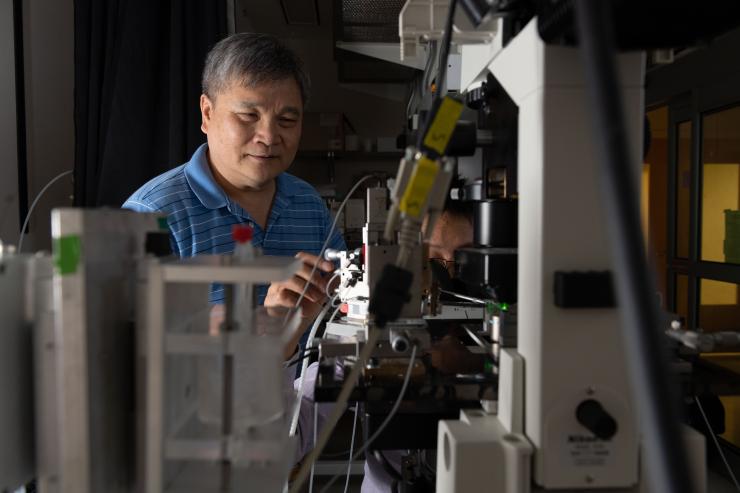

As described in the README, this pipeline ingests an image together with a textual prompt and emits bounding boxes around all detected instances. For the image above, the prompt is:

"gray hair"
[202,33,310,105]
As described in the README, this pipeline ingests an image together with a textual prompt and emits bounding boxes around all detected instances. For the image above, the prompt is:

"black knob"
[465,82,488,110]
[576,399,618,440]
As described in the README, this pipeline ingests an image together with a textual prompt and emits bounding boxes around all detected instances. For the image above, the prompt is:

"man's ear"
[200,94,213,134]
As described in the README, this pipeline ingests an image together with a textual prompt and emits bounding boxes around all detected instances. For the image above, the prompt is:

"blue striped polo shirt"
[123,143,345,304]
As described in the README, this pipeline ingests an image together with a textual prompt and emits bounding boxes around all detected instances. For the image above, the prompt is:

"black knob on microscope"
[465,83,486,110]
[576,399,618,440]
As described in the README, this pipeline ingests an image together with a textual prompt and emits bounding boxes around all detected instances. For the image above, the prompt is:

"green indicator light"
[500,303,509,311]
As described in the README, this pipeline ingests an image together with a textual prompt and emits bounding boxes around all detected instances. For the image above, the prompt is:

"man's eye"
[238,113,258,121]
[280,117,298,126]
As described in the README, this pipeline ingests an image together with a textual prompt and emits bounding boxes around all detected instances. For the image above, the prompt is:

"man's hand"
[264,252,338,358]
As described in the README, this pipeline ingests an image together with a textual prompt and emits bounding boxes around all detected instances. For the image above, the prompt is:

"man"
[427,198,475,279]
[295,202,478,493]
[123,33,344,357]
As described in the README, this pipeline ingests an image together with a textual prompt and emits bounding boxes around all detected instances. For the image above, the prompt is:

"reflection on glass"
[675,274,689,323]
[701,106,740,264]
[676,121,692,258]
[699,278,740,332]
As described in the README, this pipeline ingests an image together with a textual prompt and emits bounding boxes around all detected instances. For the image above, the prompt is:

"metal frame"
[0,254,34,491]
[659,68,740,330]
[44,208,167,493]
[647,27,740,329]
[137,254,301,493]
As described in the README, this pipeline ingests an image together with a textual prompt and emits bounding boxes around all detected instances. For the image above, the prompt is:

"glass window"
[701,105,740,264]
[676,121,692,258]
[675,274,689,323]
[698,278,740,332]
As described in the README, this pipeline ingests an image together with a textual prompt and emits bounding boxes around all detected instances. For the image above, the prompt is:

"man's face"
[428,212,474,276]
[200,78,303,189]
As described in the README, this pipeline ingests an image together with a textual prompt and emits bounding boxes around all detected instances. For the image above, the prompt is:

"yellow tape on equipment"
[422,97,464,155]
[398,156,439,218]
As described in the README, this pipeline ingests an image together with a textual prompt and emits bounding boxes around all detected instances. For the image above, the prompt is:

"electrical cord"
[17,169,73,253]
[285,348,319,369]
[575,2,693,492]
[435,0,458,101]
[694,396,740,491]
[284,174,377,329]
[343,405,360,493]
[325,271,342,298]
[318,345,418,493]
[439,289,487,305]
[290,295,339,437]
[288,328,381,493]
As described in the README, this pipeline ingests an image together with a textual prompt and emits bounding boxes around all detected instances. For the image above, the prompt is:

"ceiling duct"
[338,0,406,42]
[280,0,320,25]
[334,0,418,83]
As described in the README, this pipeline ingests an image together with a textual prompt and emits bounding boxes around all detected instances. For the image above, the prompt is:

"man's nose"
[254,118,279,147]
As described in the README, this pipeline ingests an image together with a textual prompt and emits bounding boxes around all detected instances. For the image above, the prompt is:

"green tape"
[157,217,169,230]
[54,235,81,275]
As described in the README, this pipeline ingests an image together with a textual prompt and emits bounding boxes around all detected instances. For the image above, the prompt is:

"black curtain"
[74,0,227,207]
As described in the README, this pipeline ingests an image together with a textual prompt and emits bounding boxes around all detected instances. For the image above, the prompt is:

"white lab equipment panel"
[489,19,643,488]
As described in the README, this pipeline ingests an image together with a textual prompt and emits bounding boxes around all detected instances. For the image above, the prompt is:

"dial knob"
[576,399,618,440]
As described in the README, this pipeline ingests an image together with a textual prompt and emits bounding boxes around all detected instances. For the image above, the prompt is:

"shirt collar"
[275,171,300,199]
[184,143,300,210]
[184,143,228,209]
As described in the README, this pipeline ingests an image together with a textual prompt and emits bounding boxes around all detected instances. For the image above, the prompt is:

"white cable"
[318,344,418,493]
[289,328,381,493]
[325,271,342,298]
[290,297,336,436]
[343,405,359,493]
[284,174,376,328]
[17,170,73,253]
[438,289,488,305]
[694,396,740,491]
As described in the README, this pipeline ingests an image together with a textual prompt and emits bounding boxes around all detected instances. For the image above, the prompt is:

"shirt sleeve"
[122,195,158,212]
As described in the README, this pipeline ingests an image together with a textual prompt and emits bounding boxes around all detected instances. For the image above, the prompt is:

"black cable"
[13,0,29,230]
[436,0,459,101]
[286,348,319,368]
[574,2,693,492]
